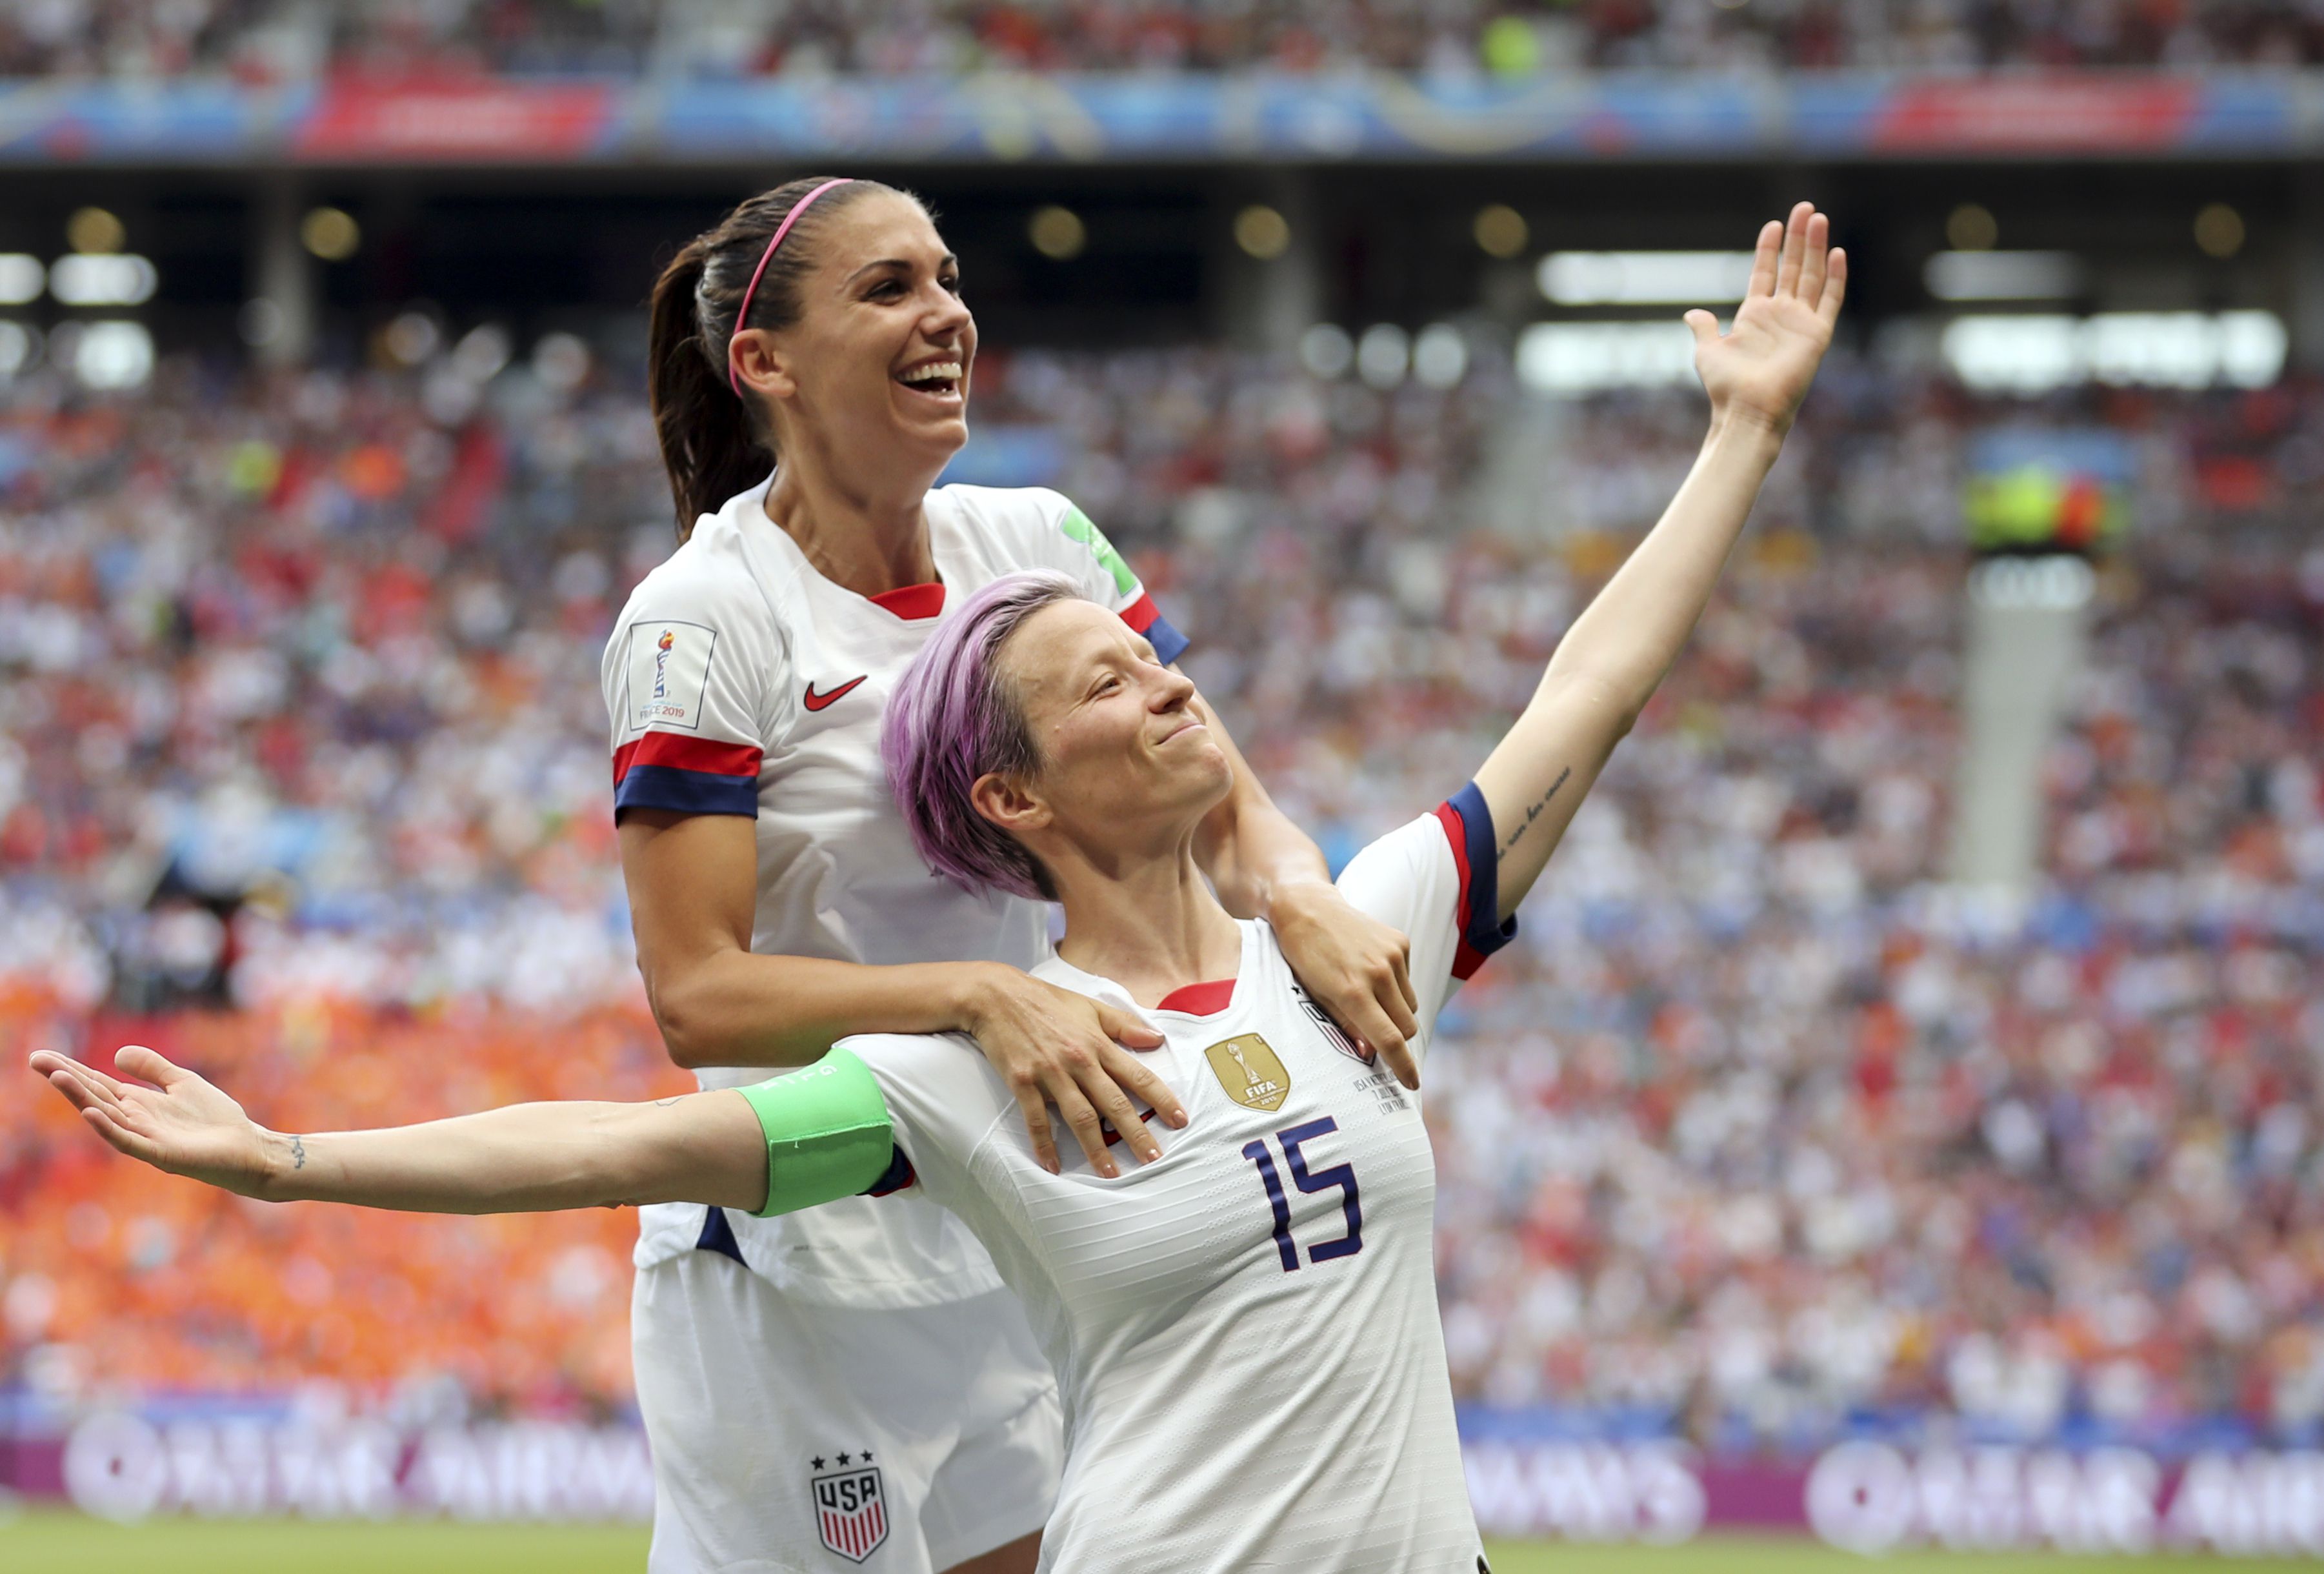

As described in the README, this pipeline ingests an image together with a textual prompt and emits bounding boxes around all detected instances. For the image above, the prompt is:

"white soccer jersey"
[839,786,1516,1572]
[603,476,1187,1307]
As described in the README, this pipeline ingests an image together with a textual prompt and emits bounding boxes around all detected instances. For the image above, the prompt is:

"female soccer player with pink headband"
[35,201,1846,1574]
[600,176,1419,1570]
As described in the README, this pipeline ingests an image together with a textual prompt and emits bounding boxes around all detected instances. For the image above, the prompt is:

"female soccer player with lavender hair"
[604,174,1416,1571]
[35,204,1845,1571]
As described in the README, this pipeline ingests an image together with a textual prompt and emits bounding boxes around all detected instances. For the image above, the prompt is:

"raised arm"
[30,1046,770,1214]
[1476,203,1846,920]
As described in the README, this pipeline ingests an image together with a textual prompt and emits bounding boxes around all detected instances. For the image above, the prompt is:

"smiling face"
[979,598,1234,863]
[737,189,975,481]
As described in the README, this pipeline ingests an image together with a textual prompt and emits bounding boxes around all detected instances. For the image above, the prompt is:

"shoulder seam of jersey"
[712,504,805,740]
[856,1031,1025,1181]
[619,520,795,736]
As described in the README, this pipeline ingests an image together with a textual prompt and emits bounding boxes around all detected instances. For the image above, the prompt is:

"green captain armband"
[734,1049,896,1219]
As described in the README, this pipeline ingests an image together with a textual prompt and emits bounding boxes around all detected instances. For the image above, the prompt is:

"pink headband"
[727,177,856,396]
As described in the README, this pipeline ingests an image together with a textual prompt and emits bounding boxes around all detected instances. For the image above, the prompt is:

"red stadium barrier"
[294,78,619,160]
[1870,76,2204,153]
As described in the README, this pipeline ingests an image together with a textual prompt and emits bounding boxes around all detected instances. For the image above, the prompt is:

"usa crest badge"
[810,1455,888,1562]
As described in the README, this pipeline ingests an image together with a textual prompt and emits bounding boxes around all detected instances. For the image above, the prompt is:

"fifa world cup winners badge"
[1203,1034,1289,1112]
[809,1451,888,1562]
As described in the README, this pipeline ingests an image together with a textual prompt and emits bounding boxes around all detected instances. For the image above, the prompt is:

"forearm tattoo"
[290,1135,307,1170]
[1498,768,1572,864]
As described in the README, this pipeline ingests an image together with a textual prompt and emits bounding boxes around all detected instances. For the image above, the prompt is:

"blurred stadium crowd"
[8,0,2324,80]
[1,332,2319,1454]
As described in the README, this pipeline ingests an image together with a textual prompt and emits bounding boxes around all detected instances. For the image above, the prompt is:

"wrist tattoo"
[290,1135,307,1170]
[1498,768,1572,864]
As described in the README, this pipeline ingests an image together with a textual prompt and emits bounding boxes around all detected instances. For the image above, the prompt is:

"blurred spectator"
[1,337,2318,1453]
[0,349,661,1019]
[6,0,2324,81]
[2,994,683,1411]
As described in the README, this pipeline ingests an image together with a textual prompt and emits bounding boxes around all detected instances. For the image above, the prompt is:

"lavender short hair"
[884,571,1085,901]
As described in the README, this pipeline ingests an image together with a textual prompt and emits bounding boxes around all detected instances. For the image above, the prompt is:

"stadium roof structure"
[0,71,2302,166]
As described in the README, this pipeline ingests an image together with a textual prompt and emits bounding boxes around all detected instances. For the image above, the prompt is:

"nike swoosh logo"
[803,675,868,712]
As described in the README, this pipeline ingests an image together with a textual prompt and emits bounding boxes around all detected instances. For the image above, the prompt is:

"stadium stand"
[1,338,2318,1454]
[6,0,2324,80]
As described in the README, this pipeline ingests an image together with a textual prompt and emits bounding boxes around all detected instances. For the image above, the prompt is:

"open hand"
[30,1046,280,1198]
[1268,881,1421,1090]
[959,966,1189,1177]
[1688,202,1846,437]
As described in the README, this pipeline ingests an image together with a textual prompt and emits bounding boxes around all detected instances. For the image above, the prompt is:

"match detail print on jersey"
[804,674,869,711]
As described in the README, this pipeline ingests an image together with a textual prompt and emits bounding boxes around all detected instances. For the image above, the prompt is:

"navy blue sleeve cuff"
[1147,610,1190,667]
[865,1145,917,1197]
[1445,780,1518,978]
[614,765,760,818]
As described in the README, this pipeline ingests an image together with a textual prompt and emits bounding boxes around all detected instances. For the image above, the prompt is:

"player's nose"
[919,284,971,339]
[1148,667,1196,714]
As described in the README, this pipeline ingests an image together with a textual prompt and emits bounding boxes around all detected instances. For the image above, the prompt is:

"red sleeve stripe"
[1433,800,1484,980]
[1434,782,1516,982]
[612,732,763,785]
[1117,592,1190,665]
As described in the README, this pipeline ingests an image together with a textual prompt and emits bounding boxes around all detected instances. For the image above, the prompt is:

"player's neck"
[1050,843,1243,1009]
[761,442,939,598]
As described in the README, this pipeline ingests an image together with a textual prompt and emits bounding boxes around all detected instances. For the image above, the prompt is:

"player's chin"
[1163,743,1234,810]
[1109,752,1228,831]
[889,403,969,460]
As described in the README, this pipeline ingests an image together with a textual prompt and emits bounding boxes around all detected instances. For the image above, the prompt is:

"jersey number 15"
[1240,1117,1363,1272]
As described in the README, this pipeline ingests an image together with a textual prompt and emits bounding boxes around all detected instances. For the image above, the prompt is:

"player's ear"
[730,329,800,402]
[969,771,1050,836]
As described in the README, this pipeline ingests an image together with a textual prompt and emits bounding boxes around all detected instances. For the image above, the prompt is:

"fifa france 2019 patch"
[1204,1033,1290,1112]
[625,619,717,731]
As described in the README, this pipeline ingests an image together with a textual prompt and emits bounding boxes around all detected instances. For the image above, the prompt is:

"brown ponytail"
[646,175,903,539]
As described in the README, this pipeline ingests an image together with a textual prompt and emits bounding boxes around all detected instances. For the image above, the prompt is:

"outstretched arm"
[621,808,1183,1178]
[30,1046,771,1215]
[1477,203,1847,919]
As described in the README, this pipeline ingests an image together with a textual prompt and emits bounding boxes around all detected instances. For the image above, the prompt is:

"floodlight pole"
[2296,168,2324,374]
[1947,553,2096,894]
[1216,170,1319,355]
[248,174,316,367]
